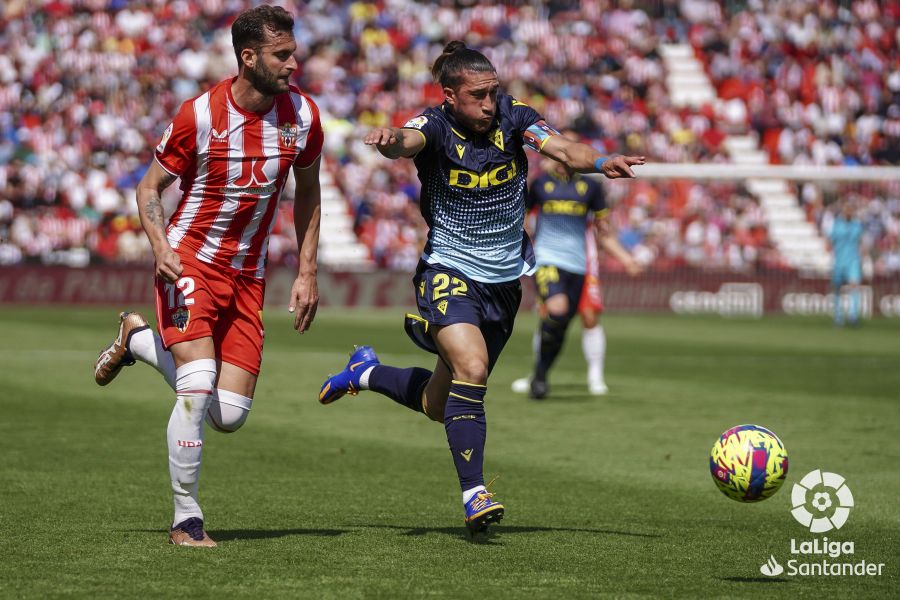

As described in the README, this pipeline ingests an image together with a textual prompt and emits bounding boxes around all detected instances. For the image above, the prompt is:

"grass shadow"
[718,577,791,583]
[364,523,662,544]
[212,528,350,541]
[508,382,603,402]
[127,528,350,541]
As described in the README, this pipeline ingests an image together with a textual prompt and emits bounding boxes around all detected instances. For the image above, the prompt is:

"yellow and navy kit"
[401,93,552,283]
[528,172,606,275]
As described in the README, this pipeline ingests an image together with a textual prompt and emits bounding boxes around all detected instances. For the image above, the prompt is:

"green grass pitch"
[1,306,897,598]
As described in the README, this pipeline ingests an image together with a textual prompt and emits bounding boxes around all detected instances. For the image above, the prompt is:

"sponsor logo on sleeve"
[403,116,428,130]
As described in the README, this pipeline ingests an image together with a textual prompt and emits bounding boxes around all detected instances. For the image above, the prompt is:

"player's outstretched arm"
[136,159,182,283]
[539,135,645,179]
[290,156,322,333]
[595,215,642,276]
[363,127,426,160]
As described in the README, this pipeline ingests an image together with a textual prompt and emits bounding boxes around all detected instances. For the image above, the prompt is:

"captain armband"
[523,120,560,152]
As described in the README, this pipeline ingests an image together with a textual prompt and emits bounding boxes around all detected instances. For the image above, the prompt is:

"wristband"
[594,156,608,172]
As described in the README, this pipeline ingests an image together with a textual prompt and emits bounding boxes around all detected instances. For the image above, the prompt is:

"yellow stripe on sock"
[450,380,487,388]
[448,392,483,404]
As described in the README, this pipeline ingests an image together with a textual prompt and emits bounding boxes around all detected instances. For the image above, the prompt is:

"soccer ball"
[709,424,789,502]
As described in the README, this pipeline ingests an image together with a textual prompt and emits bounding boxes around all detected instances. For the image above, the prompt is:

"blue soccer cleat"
[464,489,505,534]
[318,345,380,405]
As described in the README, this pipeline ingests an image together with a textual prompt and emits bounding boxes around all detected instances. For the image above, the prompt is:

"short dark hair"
[431,40,496,89]
[231,5,294,67]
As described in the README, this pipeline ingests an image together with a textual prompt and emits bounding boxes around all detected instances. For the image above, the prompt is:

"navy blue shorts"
[404,260,521,372]
[535,265,584,316]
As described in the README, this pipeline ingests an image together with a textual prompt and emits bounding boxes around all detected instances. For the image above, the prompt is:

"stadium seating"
[0,0,896,275]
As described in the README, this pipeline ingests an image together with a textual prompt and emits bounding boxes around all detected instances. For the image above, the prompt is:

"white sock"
[462,485,486,504]
[582,325,606,385]
[206,389,252,433]
[129,328,177,389]
[168,358,217,526]
[358,366,376,389]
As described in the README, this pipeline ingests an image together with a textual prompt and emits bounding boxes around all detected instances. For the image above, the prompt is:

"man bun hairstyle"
[431,41,496,89]
[232,5,295,67]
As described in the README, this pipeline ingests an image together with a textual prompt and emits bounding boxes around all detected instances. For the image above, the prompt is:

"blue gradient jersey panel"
[402,94,544,283]
[829,217,863,268]
[529,173,606,275]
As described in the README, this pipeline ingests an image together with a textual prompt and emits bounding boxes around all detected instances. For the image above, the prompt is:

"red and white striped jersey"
[155,78,323,278]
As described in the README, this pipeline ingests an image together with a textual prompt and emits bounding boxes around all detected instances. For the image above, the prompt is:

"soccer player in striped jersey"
[93,5,323,547]
[511,142,642,400]
[318,42,644,535]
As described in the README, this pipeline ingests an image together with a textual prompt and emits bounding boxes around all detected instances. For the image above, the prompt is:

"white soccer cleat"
[510,377,530,394]
[589,380,609,395]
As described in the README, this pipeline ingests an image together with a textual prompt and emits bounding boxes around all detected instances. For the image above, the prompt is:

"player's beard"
[248,61,288,96]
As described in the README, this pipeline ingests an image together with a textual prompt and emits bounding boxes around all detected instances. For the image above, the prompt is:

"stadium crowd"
[0,0,897,275]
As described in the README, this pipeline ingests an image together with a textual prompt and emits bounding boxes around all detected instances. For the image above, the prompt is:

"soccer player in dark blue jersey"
[511,143,642,400]
[318,41,644,535]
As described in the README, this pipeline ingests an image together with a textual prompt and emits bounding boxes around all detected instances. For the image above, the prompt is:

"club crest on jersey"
[403,116,428,130]
[279,122,299,147]
[172,308,190,333]
[576,180,589,196]
[490,128,505,151]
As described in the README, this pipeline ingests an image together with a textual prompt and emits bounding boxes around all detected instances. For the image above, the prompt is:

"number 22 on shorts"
[431,273,468,300]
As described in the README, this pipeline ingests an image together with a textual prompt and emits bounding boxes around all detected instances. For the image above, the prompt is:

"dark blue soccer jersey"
[402,93,544,283]
[528,172,607,275]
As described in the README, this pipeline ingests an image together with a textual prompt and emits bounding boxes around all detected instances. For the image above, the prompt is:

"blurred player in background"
[318,41,644,535]
[511,135,642,400]
[829,199,865,327]
[92,5,323,547]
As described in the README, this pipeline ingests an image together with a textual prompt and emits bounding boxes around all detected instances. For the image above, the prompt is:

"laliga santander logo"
[790,469,854,533]
[756,469,885,578]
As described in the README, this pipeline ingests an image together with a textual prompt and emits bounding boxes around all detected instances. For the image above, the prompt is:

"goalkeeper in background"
[829,199,865,327]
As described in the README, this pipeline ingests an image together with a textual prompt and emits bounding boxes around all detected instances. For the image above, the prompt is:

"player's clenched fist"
[153,246,183,283]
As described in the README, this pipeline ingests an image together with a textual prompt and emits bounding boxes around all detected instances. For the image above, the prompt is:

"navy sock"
[535,313,569,381]
[444,381,487,491]
[368,365,432,413]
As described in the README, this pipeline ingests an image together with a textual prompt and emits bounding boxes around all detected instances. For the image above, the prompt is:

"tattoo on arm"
[146,195,165,229]
[140,171,175,231]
